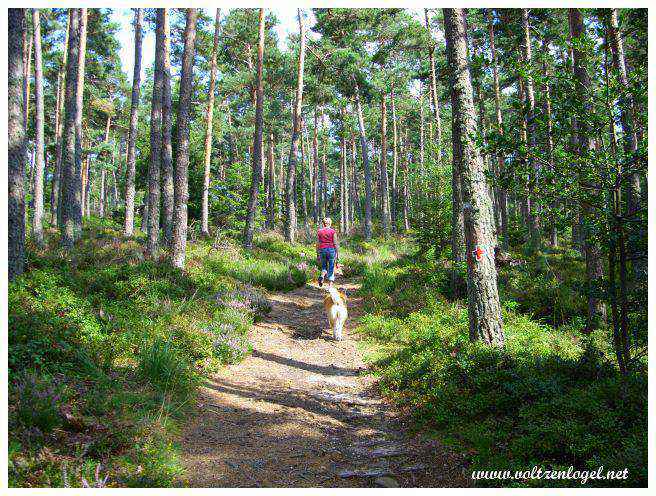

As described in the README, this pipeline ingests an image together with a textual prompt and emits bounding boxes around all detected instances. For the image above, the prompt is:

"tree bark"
[9,8,27,280]
[390,87,398,231]
[312,108,319,224]
[31,9,45,246]
[147,9,165,256]
[60,8,80,249]
[400,129,410,232]
[201,8,221,237]
[541,36,557,247]
[171,8,198,267]
[243,8,265,250]
[354,81,373,240]
[320,123,328,219]
[379,94,391,235]
[450,92,466,271]
[424,9,442,165]
[351,134,360,222]
[284,9,306,242]
[22,17,32,132]
[608,8,644,282]
[73,8,87,235]
[124,8,143,237]
[521,9,540,251]
[569,8,607,332]
[444,7,504,347]
[300,118,310,232]
[266,134,276,229]
[339,107,348,232]
[51,11,70,225]
[160,9,174,245]
[486,10,509,251]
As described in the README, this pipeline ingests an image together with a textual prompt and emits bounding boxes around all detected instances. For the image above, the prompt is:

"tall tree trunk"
[300,118,310,232]
[569,8,607,332]
[73,8,87,235]
[60,8,80,249]
[284,9,306,242]
[522,9,540,251]
[390,87,398,230]
[32,9,45,246]
[339,107,348,232]
[51,12,70,225]
[487,10,509,251]
[99,168,106,218]
[147,9,165,257]
[450,92,466,275]
[124,8,143,237]
[201,8,221,237]
[22,17,32,132]
[320,126,328,219]
[171,8,198,267]
[243,8,265,250]
[541,36,557,247]
[401,129,410,232]
[425,9,442,165]
[97,116,111,218]
[354,81,373,240]
[351,134,360,222]
[160,9,174,245]
[266,134,276,229]
[379,94,391,235]
[608,8,644,282]
[9,9,27,280]
[312,108,319,223]
[419,82,425,173]
[444,7,504,347]
[472,39,497,247]
[84,155,91,217]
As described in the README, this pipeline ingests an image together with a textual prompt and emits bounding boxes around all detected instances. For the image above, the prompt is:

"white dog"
[323,286,348,341]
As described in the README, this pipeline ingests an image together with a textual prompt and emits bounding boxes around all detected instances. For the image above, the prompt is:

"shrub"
[357,301,647,487]
[208,308,253,364]
[137,339,199,398]
[12,372,64,433]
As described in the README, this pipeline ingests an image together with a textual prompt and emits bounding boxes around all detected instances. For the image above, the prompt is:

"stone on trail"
[338,467,392,478]
[375,476,400,488]
[367,445,410,458]
[310,391,377,406]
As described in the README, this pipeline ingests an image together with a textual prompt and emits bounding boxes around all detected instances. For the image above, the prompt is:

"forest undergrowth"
[355,241,647,487]
[7,217,402,487]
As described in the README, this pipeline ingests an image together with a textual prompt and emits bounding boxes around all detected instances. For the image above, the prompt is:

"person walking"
[316,217,339,287]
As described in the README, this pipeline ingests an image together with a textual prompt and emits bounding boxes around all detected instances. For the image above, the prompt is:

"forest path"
[177,273,470,488]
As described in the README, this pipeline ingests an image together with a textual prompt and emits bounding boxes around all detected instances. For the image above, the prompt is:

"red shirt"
[317,227,336,249]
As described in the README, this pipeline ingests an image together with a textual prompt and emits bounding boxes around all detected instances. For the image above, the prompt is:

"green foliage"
[8,221,319,487]
[498,250,588,328]
[137,339,200,397]
[356,249,647,488]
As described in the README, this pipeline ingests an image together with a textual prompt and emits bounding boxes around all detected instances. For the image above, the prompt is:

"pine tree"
[9,8,27,280]
[284,9,306,242]
[444,8,504,346]
[31,9,45,246]
[201,9,221,237]
[243,9,265,249]
[171,8,198,267]
[123,8,143,237]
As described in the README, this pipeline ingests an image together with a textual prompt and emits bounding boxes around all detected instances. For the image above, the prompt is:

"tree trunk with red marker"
[444,8,504,347]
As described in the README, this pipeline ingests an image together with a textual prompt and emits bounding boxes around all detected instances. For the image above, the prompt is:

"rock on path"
[176,277,470,487]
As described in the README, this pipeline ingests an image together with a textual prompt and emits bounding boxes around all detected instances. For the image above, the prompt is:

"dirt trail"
[178,274,470,488]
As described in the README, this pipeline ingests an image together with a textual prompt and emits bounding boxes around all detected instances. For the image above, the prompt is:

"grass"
[8,218,313,488]
[355,248,647,488]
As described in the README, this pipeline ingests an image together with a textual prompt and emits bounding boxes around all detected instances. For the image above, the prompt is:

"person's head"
[322,217,332,228]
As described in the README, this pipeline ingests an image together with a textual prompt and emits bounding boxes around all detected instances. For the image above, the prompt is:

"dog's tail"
[326,286,343,305]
